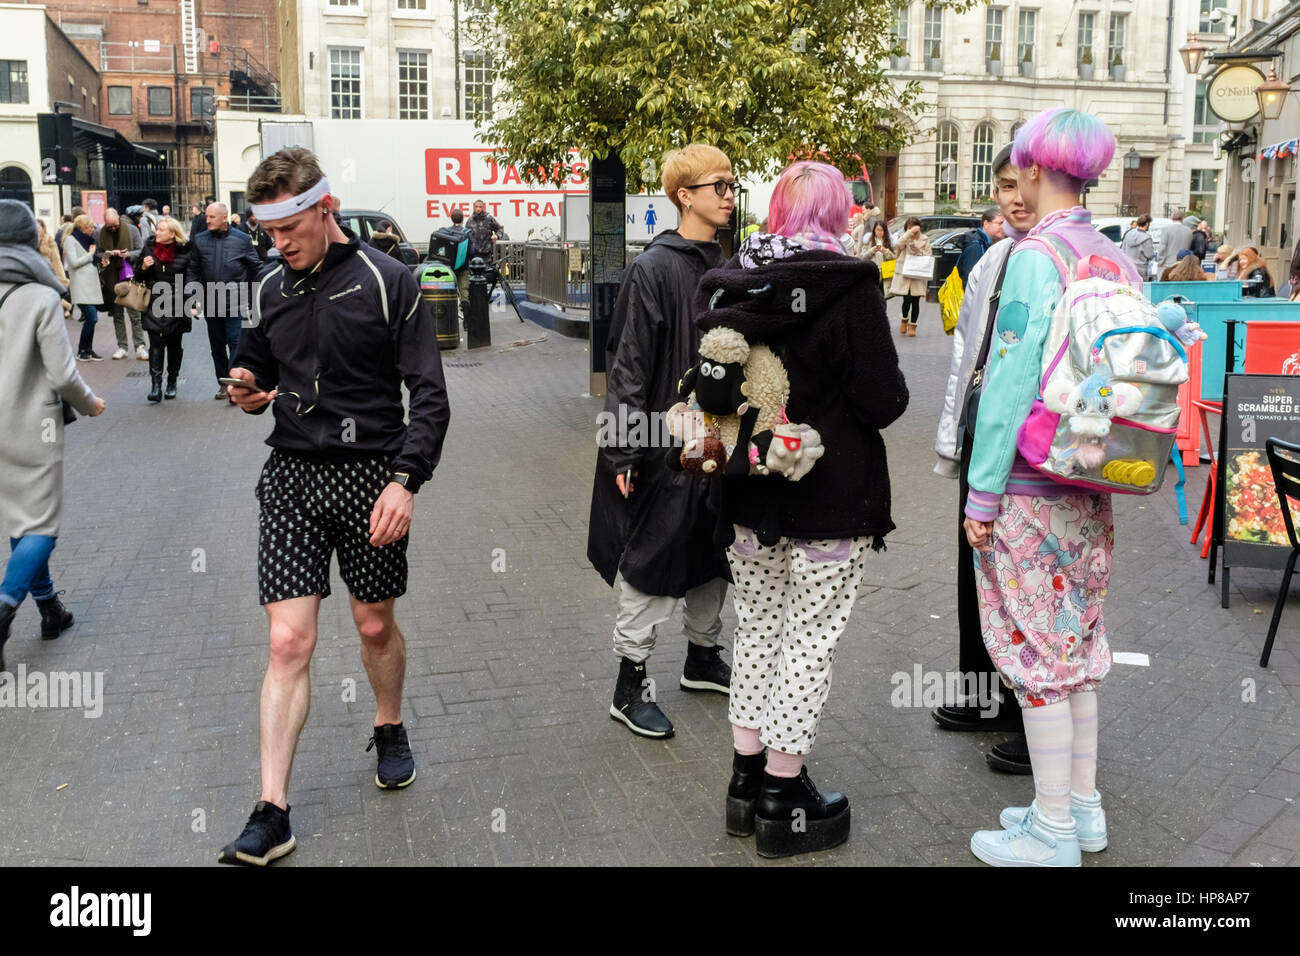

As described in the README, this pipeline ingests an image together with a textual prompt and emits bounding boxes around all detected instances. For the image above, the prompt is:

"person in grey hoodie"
[1156,211,1193,273]
[0,200,106,673]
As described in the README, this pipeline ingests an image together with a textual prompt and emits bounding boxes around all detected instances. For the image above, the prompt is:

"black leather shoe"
[932,703,1023,732]
[147,372,163,404]
[0,601,14,672]
[987,734,1033,774]
[164,375,178,400]
[754,767,850,858]
[35,592,73,639]
[680,642,730,694]
[725,751,766,837]
[609,657,674,738]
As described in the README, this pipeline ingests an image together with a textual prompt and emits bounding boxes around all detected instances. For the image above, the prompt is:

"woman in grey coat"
[63,213,103,360]
[0,200,106,671]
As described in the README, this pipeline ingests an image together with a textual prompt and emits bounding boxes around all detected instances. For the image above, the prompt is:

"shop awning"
[1259,137,1299,159]
[72,118,163,162]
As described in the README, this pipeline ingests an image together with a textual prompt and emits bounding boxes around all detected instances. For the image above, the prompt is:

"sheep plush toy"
[666,327,823,481]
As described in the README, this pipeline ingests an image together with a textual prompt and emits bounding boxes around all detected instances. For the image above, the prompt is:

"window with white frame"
[1017,9,1036,66]
[328,0,360,7]
[0,60,28,103]
[986,8,1004,67]
[464,50,494,121]
[1189,169,1219,228]
[924,5,942,62]
[396,0,427,8]
[1108,14,1126,69]
[330,48,362,119]
[935,121,958,204]
[397,50,428,119]
[1193,80,1217,144]
[1077,12,1095,69]
[892,4,909,55]
[972,123,996,203]
[1199,0,1228,33]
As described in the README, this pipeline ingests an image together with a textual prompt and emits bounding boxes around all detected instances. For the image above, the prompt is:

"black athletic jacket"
[232,237,450,492]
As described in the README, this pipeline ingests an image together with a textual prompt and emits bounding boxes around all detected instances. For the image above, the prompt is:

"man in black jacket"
[217,148,450,866]
[955,207,1004,285]
[186,201,263,400]
[587,144,736,739]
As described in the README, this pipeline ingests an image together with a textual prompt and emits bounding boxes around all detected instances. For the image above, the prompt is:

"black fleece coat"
[136,237,191,335]
[695,251,908,544]
[586,230,730,596]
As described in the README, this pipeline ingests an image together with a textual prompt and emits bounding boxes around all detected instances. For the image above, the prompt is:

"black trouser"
[147,329,183,378]
[901,294,921,324]
[958,426,1024,726]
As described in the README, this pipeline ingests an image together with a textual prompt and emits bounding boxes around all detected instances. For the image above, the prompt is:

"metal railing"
[101,41,175,73]
[494,240,591,311]
[219,92,283,113]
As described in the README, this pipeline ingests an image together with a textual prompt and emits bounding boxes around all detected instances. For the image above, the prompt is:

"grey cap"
[1184,214,1202,227]
[992,143,1015,175]
[0,199,38,248]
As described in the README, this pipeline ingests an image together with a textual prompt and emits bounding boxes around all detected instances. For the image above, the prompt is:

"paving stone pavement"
[0,300,1297,867]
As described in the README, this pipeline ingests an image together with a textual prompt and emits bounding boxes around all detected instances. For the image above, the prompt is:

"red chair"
[1190,399,1222,557]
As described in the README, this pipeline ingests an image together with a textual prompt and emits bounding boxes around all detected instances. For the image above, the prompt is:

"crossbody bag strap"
[0,284,19,312]
[972,248,1014,378]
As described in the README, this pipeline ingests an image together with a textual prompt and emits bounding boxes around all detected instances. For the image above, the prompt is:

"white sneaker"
[136,345,149,361]
[971,800,1082,867]
[111,348,128,360]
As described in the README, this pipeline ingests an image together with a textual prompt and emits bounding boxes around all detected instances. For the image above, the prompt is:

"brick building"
[48,0,281,214]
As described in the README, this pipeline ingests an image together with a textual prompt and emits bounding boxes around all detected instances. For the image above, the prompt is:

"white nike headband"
[248,177,332,222]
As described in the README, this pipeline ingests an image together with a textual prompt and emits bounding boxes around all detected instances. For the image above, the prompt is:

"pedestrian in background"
[136,216,191,403]
[245,211,273,260]
[59,207,82,245]
[587,143,735,740]
[64,214,102,361]
[36,218,71,317]
[933,142,1034,773]
[1120,214,1155,278]
[1162,250,1208,283]
[467,199,508,263]
[698,160,908,858]
[0,200,105,673]
[963,107,1142,867]
[186,201,263,400]
[861,220,895,295]
[1289,234,1300,300]
[190,202,207,238]
[890,216,931,336]
[98,208,148,362]
[1185,215,1207,261]
[1236,247,1275,297]
[369,220,403,259]
[1156,210,1192,273]
[956,207,1004,284]
[1213,244,1238,281]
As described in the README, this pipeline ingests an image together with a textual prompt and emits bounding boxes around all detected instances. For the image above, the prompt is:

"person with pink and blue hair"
[694,161,908,857]
[961,108,1142,866]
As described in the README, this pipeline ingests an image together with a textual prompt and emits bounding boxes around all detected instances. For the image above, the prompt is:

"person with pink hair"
[962,108,1143,866]
[695,161,908,857]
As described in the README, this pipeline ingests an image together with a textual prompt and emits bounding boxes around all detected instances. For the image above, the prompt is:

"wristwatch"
[390,471,411,490]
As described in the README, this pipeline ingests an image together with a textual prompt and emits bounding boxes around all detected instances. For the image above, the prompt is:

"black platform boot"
[164,373,178,400]
[725,750,767,837]
[754,766,851,859]
[147,372,163,404]
[0,601,14,672]
[609,657,674,738]
[36,592,74,639]
[680,642,731,694]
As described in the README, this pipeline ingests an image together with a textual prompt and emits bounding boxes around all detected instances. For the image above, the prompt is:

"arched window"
[1010,119,1025,140]
[972,123,996,204]
[0,166,33,210]
[935,121,959,205]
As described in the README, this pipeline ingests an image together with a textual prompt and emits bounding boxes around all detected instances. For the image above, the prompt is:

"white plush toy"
[1043,364,1142,471]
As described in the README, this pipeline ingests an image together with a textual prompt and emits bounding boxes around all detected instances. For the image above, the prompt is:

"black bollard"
[466,256,491,350]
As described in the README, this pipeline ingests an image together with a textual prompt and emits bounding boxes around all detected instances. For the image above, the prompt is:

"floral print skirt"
[974,493,1113,708]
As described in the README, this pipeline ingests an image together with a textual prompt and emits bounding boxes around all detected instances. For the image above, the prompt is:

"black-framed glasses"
[683,180,740,198]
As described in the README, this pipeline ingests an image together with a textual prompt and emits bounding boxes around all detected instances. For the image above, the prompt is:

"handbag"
[900,254,935,280]
[879,258,896,280]
[114,279,151,312]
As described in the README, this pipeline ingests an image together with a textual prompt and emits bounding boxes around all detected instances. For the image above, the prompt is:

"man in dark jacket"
[245,211,273,260]
[588,144,736,739]
[98,207,149,361]
[466,200,507,261]
[955,207,1003,285]
[429,208,472,317]
[186,201,264,400]
[220,147,450,866]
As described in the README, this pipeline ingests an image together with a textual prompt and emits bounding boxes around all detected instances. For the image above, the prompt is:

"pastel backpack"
[1015,236,1190,495]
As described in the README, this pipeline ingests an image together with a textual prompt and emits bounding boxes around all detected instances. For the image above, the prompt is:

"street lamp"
[1179,33,1210,74]
[1256,64,1291,121]
[1124,147,1140,170]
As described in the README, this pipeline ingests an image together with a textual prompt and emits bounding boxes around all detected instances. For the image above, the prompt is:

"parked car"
[921,226,979,301]
[889,214,981,245]
[339,209,421,266]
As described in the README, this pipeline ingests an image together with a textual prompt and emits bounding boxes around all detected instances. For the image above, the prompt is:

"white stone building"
[879,0,1221,223]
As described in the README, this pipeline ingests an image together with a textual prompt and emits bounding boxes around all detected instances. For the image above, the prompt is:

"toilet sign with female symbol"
[625,195,677,238]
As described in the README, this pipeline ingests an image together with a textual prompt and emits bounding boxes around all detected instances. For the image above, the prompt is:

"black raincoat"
[586,230,730,597]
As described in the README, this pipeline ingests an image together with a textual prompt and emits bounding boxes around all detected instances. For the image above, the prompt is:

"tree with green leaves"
[470,0,976,190]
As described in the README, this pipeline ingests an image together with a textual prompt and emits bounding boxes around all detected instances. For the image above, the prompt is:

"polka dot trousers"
[726,525,871,756]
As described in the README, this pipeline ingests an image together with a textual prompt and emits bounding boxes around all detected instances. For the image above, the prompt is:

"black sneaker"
[217,801,295,866]
[986,734,1033,775]
[680,642,731,694]
[86,351,104,361]
[367,723,416,789]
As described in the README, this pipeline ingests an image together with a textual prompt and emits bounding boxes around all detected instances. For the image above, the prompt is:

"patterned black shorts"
[255,451,408,605]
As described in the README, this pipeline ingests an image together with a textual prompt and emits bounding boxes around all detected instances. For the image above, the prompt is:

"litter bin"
[418,262,460,350]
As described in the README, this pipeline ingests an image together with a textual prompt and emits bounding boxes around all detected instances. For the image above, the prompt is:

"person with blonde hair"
[588,143,737,738]
[63,214,103,360]
[136,216,191,402]
[36,219,71,316]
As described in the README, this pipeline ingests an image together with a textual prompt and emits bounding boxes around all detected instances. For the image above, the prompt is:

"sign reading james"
[1206,65,1266,123]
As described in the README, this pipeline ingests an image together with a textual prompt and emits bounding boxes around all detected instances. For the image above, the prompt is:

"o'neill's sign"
[1206,64,1266,123]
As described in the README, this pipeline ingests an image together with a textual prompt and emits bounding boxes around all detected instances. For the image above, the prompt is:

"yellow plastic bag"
[880,258,896,280]
[937,267,963,335]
